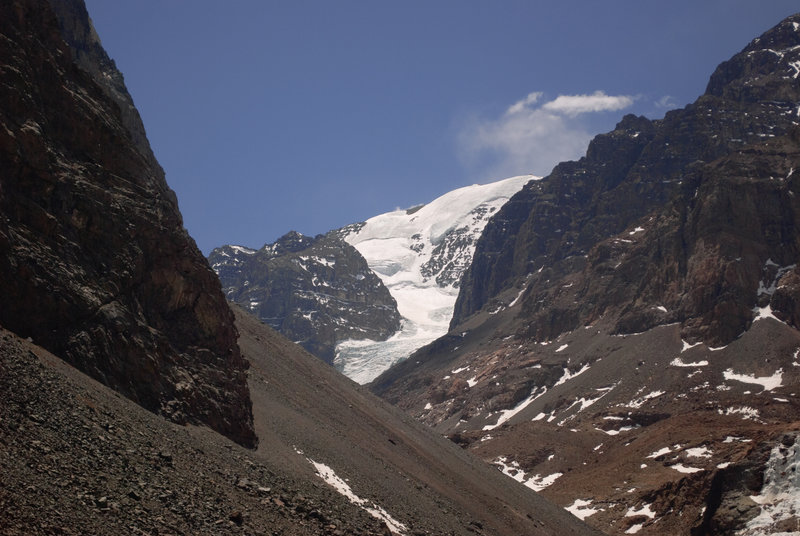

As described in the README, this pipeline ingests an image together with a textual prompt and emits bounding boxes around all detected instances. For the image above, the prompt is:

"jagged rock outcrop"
[0,0,255,447]
[210,231,400,363]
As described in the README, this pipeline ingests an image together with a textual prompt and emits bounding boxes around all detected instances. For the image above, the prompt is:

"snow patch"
[626,503,657,519]
[753,304,782,323]
[508,286,527,308]
[306,458,406,534]
[558,384,617,425]
[484,385,547,430]
[671,357,709,367]
[723,406,761,420]
[598,426,639,436]
[671,463,703,474]
[625,390,665,409]
[681,340,702,353]
[723,369,783,391]
[494,456,562,491]
[724,436,752,444]
[554,363,592,387]
[527,472,564,492]
[685,446,713,458]
[229,245,256,255]
[565,498,602,520]
[647,446,675,459]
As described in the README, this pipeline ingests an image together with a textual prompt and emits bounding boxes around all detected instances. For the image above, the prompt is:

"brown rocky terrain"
[372,13,800,536]
[0,0,255,445]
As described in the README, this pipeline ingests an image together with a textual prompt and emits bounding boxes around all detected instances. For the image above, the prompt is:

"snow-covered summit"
[335,175,534,383]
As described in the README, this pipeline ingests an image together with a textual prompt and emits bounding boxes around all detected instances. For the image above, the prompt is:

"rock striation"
[210,231,400,363]
[0,0,255,447]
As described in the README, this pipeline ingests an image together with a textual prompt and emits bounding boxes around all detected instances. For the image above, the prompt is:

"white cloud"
[655,95,677,109]
[457,90,635,179]
[541,91,635,117]
[506,91,543,115]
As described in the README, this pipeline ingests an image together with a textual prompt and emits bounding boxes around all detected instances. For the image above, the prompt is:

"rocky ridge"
[210,231,400,364]
[452,17,800,344]
[0,0,255,445]
[372,14,800,535]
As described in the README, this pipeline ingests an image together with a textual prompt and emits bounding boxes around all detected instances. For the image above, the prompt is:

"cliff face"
[0,0,255,447]
[452,15,800,348]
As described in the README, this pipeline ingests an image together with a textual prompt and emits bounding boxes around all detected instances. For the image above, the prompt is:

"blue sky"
[84,1,799,254]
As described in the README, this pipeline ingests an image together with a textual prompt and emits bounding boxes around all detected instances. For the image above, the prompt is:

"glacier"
[334,175,534,383]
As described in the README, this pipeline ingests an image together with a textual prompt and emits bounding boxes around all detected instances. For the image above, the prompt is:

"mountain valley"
[0,1,598,534]
[3,1,800,535]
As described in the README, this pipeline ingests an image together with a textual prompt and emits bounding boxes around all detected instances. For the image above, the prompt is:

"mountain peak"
[705,13,800,101]
[269,230,314,254]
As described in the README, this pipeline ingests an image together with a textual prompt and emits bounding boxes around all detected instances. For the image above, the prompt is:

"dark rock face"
[210,231,401,363]
[452,113,658,325]
[0,0,256,447]
[44,0,154,164]
[453,14,800,349]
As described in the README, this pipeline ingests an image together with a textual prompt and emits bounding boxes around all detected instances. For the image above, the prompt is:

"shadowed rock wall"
[0,0,256,447]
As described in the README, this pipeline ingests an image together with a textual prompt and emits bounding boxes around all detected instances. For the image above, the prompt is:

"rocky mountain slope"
[0,306,604,536]
[0,1,601,534]
[372,14,800,535]
[210,231,400,364]
[0,0,254,446]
